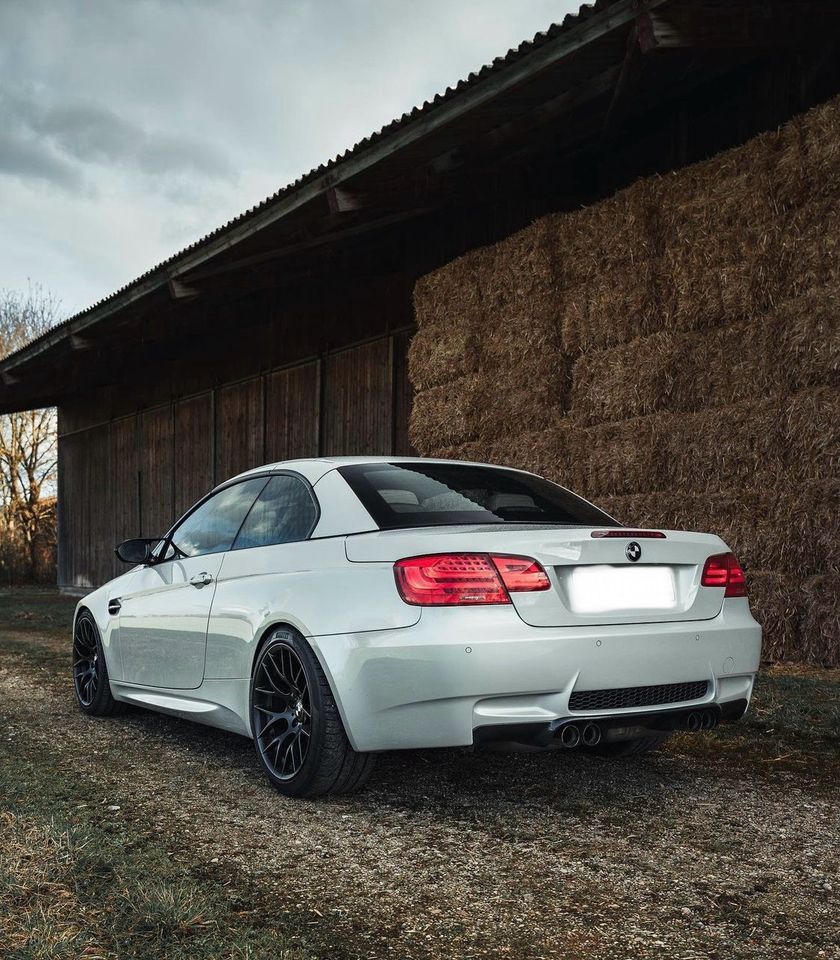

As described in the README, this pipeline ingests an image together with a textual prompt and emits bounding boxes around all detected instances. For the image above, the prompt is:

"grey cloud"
[0,126,82,190]
[0,90,235,191]
[34,100,235,179]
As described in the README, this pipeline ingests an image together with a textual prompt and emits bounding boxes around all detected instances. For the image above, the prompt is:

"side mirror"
[114,538,159,565]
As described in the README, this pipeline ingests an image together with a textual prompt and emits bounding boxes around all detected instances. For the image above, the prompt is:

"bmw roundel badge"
[625,541,642,562]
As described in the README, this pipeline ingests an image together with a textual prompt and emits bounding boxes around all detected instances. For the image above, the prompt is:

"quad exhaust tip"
[687,709,718,732]
[557,722,602,748]
[558,724,581,748]
[582,722,602,747]
[555,709,717,748]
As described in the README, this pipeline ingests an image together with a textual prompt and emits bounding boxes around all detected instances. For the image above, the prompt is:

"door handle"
[189,572,213,587]
[108,598,122,615]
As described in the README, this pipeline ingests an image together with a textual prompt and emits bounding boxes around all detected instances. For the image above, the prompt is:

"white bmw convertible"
[73,457,761,797]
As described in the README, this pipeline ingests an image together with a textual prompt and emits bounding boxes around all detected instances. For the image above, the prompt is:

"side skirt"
[109,677,252,737]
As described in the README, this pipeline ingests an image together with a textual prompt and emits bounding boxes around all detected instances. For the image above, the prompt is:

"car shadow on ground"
[109,697,694,820]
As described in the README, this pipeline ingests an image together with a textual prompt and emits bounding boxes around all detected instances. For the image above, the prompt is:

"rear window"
[338,462,616,530]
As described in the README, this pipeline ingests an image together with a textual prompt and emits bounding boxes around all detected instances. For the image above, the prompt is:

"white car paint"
[75,456,762,748]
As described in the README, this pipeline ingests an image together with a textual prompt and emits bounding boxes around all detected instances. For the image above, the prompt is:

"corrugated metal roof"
[2,0,622,367]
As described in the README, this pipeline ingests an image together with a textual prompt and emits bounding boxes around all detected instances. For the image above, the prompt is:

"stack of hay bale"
[409,95,839,666]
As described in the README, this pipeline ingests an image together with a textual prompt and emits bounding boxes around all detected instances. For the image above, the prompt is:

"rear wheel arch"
[248,621,343,733]
[248,623,375,797]
[250,620,307,677]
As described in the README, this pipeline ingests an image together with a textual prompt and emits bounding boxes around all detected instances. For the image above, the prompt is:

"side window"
[169,477,268,559]
[232,475,317,550]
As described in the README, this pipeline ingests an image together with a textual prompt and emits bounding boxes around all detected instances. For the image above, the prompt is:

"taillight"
[490,555,551,592]
[393,553,550,605]
[701,552,747,597]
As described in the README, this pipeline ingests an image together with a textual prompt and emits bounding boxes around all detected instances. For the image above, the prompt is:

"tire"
[72,610,121,716]
[583,733,672,758]
[250,627,375,798]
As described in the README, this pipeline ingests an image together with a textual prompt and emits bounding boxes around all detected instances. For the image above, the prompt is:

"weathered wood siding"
[140,407,174,544]
[215,379,264,483]
[264,362,319,462]
[57,331,414,591]
[322,339,392,456]
[173,394,213,519]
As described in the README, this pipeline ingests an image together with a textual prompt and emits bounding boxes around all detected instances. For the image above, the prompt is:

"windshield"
[338,462,616,530]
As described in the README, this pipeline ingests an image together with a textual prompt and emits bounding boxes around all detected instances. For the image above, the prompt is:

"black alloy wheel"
[72,611,120,716]
[250,628,375,798]
[253,642,312,780]
[73,613,100,707]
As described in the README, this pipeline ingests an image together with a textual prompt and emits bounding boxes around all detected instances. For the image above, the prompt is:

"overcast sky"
[0,0,580,318]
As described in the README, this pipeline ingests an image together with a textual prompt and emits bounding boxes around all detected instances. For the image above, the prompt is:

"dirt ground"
[1,587,838,960]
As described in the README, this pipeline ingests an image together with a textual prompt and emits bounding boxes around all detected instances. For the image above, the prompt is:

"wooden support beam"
[167,277,199,300]
[326,186,363,213]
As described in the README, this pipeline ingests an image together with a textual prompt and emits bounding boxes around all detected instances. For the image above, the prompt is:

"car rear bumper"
[308,598,761,752]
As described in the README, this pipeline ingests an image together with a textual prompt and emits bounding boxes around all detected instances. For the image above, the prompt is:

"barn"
[0,0,838,663]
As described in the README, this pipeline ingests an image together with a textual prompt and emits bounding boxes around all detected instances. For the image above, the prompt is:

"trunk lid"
[345,524,729,626]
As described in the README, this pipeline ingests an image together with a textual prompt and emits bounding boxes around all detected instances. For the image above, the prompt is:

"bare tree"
[0,284,61,581]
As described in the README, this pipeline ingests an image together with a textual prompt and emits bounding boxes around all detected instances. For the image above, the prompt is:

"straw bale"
[653,403,788,493]
[479,219,559,310]
[773,197,840,302]
[566,400,787,498]
[567,416,660,498]
[490,390,835,501]
[771,286,840,390]
[773,96,840,209]
[482,424,578,488]
[757,480,839,577]
[798,576,840,667]
[472,370,568,441]
[747,571,802,664]
[595,480,837,577]
[781,388,840,482]
[409,375,483,455]
[661,189,789,329]
[412,246,490,329]
[408,322,480,392]
[477,300,563,370]
[569,321,779,424]
[544,176,670,289]
[429,439,498,466]
[559,261,660,355]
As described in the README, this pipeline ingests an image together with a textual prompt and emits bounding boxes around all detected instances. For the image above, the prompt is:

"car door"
[204,473,321,680]
[118,476,269,689]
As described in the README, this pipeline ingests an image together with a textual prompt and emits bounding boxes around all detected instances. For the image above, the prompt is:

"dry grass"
[0,810,310,960]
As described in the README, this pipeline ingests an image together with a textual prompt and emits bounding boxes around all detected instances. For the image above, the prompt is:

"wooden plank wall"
[173,394,213,518]
[264,362,319,462]
[57,331,415,590]
[215,379,264,483]
[322,339,392,456]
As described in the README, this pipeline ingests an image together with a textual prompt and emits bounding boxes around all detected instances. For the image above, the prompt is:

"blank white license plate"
[568,565,677,614]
